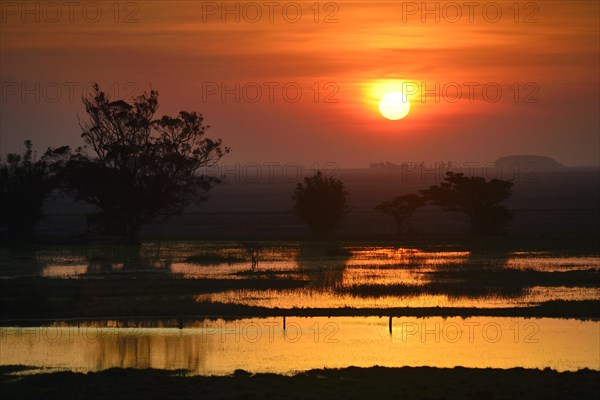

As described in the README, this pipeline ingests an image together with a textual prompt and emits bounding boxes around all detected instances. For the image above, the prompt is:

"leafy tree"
[375,194,425,235]
[59,84,229,243]
[0,141,63,242]
[420,172,513,234]
[292,171,349,237]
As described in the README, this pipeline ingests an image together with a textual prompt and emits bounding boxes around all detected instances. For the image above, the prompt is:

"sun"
[379,92,410,120]
[364,80,417,120]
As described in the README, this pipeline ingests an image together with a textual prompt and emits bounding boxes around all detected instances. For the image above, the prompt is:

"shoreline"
[2,365,599,400]
[1,300,599,325]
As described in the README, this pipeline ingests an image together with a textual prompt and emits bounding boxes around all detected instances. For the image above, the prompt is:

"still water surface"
[2,243,598,309]
[1,317,598,374]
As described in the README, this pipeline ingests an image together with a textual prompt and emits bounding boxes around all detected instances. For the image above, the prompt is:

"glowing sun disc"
[379,92,410,120]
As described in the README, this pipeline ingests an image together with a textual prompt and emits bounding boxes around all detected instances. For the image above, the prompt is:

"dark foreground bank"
[1,365,598,400]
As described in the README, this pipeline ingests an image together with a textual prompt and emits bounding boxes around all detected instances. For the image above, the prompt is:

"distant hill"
[495,155,564,171]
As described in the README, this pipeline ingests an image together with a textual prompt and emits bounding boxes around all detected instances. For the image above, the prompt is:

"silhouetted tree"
[58,84,229,243]
[292,171,349,237]
[420,172,513,234]
[0,141,63,242]
[375,194,425,235]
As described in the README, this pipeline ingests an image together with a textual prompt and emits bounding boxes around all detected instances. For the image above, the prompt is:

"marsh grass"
[1,365,598,400]
[0,239,598,320]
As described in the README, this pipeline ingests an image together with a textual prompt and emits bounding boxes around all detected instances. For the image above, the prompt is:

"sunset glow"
[1,1,598,165]
[378,92,411,120]
[0,1,598,397]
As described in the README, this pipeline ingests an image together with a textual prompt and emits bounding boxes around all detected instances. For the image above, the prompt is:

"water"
[197,286,600,309]
[1,242,597,375]
[1,317,597,374]
[1,243,598,309]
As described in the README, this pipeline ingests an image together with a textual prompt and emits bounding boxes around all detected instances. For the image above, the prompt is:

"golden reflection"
[197,286,599,309]
[40,265,88,278]
[340,268,426,287]
[345,248,471,267]
[170,261,298,279]
[186,246,598,309]
[1,317,598,374]
[506,256,600,271]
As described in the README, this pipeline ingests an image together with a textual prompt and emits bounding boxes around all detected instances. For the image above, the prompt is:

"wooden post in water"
[283,316,286,330]
[389,316,392,334]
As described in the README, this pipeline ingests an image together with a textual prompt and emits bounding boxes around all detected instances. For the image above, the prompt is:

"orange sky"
[1,0,598,166]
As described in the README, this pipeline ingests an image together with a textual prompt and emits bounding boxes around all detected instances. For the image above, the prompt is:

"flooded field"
[1,242,598,310]
[1,316,598,374]
[1,241,598,376]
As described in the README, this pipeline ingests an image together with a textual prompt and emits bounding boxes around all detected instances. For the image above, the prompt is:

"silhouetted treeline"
[0,141,63,243]
[374,172,514,235]
[0,85,515,244]
[0,84,229,244]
